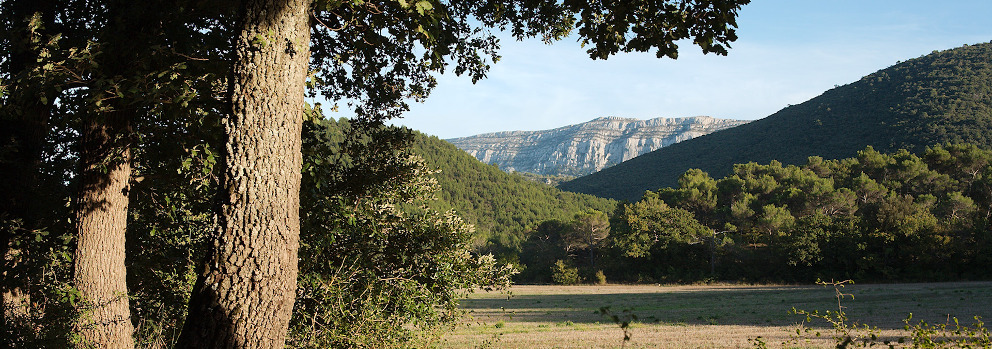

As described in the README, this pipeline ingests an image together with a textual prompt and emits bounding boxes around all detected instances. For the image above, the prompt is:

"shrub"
[551,260,581,285]
[594,270,607,285]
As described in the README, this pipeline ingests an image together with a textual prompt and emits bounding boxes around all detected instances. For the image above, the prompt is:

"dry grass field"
[437,282,992,348]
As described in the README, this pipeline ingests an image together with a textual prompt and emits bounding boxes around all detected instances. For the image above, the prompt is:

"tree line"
[505,144,992,284]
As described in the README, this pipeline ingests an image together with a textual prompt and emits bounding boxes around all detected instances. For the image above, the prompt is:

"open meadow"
[440,281,992,348]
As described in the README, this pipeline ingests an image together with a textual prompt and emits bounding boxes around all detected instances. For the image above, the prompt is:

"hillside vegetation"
[561,42,992,201]
[412,134,617,245]
[616,143,992,282]
[506,144,992,284]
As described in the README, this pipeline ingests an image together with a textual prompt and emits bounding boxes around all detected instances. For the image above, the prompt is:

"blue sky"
[320,0,992,139]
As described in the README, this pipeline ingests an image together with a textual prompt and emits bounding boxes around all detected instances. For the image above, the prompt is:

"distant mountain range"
[560,42,992,201]
[447,116,748,177]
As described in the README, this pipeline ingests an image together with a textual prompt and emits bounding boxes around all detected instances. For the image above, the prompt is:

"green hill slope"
[412,133,617,242]
[560,42,992,201]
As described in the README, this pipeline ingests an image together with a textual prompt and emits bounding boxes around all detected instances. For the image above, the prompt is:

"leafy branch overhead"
[309,0,750,120]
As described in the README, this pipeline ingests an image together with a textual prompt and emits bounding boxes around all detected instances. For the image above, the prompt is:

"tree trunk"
[73,110,135,349]
[176,0,309,346]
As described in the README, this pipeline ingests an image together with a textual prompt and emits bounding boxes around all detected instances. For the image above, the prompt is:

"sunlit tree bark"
[176,0,310,346]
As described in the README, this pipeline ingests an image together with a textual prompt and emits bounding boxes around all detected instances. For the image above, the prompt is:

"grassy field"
[438,281,992,348]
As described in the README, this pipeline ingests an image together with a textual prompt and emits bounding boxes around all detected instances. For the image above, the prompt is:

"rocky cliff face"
[447,116,749,176]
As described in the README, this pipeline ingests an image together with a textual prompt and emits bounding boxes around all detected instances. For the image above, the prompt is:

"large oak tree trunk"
[73,110,135,348]
[176,0,310,346]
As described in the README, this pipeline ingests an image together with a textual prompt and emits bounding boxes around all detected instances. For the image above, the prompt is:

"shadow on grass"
[460,282,992,330]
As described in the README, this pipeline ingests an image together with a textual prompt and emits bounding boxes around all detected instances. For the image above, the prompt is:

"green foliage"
[411,134,617,258]
[311,0,749,122]
[611,191,708,259]
[569,210,611,250]
[514,220,571,283]
[903,316,991,348]
[597,307,638,347]
[507,209,619,283]
[594,270,608,285]
[551,260,582,285]
[291,116,516,347]
[0,222,78,347]
[513,171,577,187]
[789,280,883,347]
[564,42,992,201]
[1,0,233,343]
[3,109,521,346]
[788,280,992,348]
[583,143,992,283]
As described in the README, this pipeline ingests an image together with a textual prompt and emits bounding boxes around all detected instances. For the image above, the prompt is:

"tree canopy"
[620,144,992,282]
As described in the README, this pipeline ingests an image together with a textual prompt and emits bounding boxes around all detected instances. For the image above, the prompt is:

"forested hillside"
[561,42,992,201]
[412,134,617,246]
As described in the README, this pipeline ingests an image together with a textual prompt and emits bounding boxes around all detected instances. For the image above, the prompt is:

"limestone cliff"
[447,116,749,176]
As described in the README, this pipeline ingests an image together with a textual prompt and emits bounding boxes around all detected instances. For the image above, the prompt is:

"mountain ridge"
[560,42,992,201]
[447,115,749,177]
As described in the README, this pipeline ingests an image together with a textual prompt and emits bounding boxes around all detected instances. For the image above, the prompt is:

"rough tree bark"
[70,0,165,345]
[73,109,135,348]
[176,0,310,346]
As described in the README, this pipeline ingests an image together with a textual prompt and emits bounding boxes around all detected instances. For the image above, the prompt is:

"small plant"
[474,332,504,349]
[903,314,990,348]
[787,279,893,348]
[787,279,992,348]
[747,336,768,349]
[598,307,637,348]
